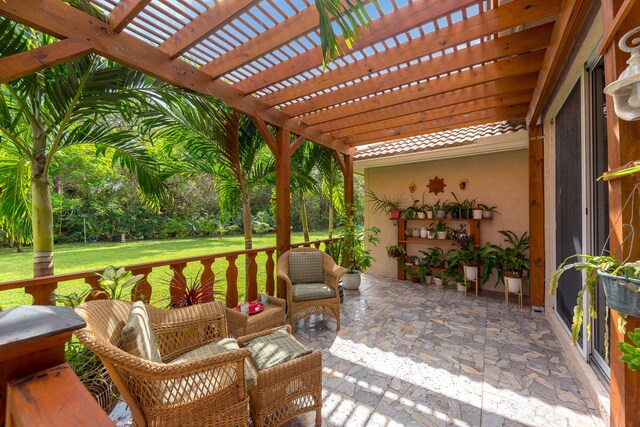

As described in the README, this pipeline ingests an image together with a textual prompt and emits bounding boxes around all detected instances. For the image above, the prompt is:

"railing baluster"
[169,262,187,306]
[200,258,215,303]
[225,255,238,308]
[265,249,275,296]
[130,268,152,303]
[247,253,258,302]
[25,283,57,305]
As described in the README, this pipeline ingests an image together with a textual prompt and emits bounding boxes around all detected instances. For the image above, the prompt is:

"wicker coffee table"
[226,296,287,338]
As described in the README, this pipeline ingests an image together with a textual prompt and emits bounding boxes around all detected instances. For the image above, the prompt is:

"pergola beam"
[347,104,529,146]
[283,23,554,117]
[0,0,349,153]
[0,39,92,84]
[297,50,545,127]
[317,74,538,133]
[526,0,591,126]
[200,6,319,79]
[261,0,560,107]
[234,0,479,94]
[332,91,533,139]
[251,117,278,155]
[158,0,256,59]
[332,151,347,175]
[108,0,151,33]
[289,135,306,155]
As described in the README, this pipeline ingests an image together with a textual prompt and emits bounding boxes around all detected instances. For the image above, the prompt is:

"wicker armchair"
[277,247,347,330]
[237,325,323,427]
[74,300,251,427]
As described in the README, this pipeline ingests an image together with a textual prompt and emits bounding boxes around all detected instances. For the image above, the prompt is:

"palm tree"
[147,95,273,296]
[290,141,323,242]
[316,147,344,238]
[0,19,167,276]
[0,142,31,252]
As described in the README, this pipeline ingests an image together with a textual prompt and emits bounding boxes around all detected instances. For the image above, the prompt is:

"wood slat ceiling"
[2,0,563,152]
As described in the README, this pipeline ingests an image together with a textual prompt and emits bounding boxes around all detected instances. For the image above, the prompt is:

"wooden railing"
[0,238,339,308]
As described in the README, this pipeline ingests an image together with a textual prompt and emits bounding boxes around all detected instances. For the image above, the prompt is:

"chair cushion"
[244,329,311,371]
[171,338,256,390]
[292,283,335,302]
[289,251,324,284]
[120,301,162,363]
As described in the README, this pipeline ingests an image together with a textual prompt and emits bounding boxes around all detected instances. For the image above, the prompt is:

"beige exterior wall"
[362,148,529,294]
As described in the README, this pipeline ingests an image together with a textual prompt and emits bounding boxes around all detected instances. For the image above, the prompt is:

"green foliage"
[316,0,372,66]
[365,190,402,216]
[93,266,144,300]
[620,328,640,371]
[328,211,379,273]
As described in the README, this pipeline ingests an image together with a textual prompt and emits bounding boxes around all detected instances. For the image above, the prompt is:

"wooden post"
[344,154,354,212]
[275,127,291,299]
[0,306,86,423]
[528,124,545,309]
[602,1,640,425]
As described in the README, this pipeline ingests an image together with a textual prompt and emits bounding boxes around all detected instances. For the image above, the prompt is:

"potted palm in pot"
[366,190,402,219]
[335,212,380,290]
[495,231,530,293]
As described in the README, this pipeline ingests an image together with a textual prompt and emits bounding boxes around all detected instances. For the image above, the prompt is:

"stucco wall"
[362,148,529,293]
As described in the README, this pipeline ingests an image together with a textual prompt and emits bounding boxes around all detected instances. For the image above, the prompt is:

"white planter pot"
[433,277,443,286]
[436,210,447,219]
[342,272,362,290]
[436,231,448,240]
[426,211,434,219]
[420,227,428,238]
[482,211,493,219]
[457,283,466,292]
[427,231,436,239]
[472,209,483,219]
[424,275,432,285]
[417,212,426,219]
[505,276,522,294]
[463,265,478,281]
[412,229,421,238]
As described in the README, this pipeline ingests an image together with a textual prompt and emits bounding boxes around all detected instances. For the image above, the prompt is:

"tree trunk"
[16,240,23,253]
[300,192,309,242]
[240,173,253,299]
[328,186,334,239]
[31,122,54,277]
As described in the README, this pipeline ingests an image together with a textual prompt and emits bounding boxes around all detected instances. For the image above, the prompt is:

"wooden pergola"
[3,1,640,424]
[0,0,588,296]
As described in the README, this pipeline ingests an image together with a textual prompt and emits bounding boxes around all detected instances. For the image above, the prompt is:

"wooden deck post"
[602,1,640,425]
[275,127,291,299]
[528,124,545,309]
[344,154,354,212]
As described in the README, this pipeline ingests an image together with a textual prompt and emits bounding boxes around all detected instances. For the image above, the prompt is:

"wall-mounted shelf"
[393,217,490,280]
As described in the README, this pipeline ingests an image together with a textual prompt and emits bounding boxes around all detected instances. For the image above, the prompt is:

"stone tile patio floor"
[112,274,605,426]
[289,275,605,427]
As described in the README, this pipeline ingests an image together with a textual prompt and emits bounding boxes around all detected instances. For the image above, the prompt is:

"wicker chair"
[74,300,251,427]
[237,325,322,427]
[225,295,287,338]
[277,247,347,330]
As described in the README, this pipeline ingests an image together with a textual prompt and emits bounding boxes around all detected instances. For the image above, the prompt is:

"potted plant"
[427,223,436,239]
[496,231,530,293]
[386,244,406,259]
[336,212,380,290]
[477,204,499,219]
[366,190,403,219]
[420,203,432,219]
[415,200,427,219]
[417,256,433,284]
[411,227,421,238]
[471,203,484,219]
[432,199,447,219]
[420,247,450,269]
[434,221,449,239]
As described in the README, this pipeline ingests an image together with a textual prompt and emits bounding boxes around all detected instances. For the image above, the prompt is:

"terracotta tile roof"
[353,121,527,160]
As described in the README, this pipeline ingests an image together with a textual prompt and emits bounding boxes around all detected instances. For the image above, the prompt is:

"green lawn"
[0,232,329,309]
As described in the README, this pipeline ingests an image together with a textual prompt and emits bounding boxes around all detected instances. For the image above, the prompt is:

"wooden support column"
[275,127,291,299]
[344,154,354,213]
[602,1,640,426]
[528,125,545,309]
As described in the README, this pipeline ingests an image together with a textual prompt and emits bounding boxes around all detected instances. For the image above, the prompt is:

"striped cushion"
[120,301,162,363]
[244,329,311,371]
[289,252,324,284]
[292,283,335,302]
[171,338,256,390]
